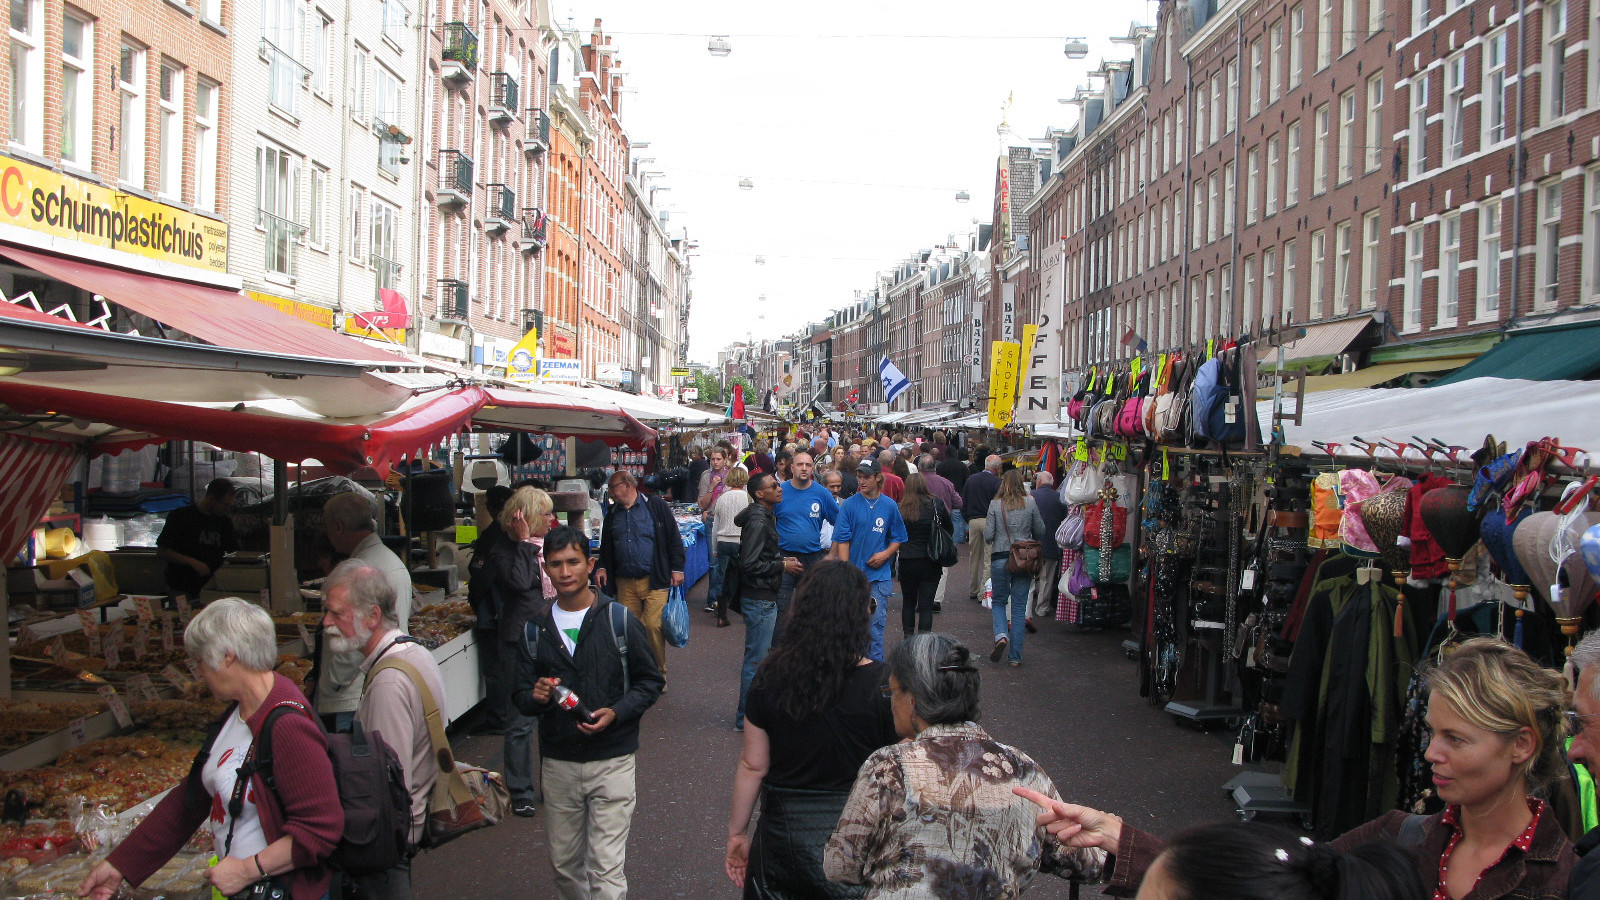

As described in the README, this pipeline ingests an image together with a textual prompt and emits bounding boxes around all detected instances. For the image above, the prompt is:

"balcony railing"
[437,150,472,206]
[486,184,515,230]
[437,279,469,321]
[518,208,547,252]
[259,39,309,117]
[524,109,550,154]
[259,210,302,281]
[441,22,478,78]
[371,255,401,293]
[489,73,518,122]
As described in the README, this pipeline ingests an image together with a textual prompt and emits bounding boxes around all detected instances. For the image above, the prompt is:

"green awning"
[1430,321,1600,386]
[1368,332,1501,364]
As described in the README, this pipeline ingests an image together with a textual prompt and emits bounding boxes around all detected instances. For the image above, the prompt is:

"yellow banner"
[0,151,228,273]
[988,340,1022,429]
[507,327,540,382]
[246,291,333,329]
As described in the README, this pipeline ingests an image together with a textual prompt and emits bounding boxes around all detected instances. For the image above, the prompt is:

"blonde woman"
[709,467,751,627]
[984,470,1046,667]
[492,485,555,817]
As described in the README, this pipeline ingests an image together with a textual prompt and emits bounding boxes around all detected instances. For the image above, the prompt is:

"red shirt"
[1432,798,1545,900]
[881,472,905,502]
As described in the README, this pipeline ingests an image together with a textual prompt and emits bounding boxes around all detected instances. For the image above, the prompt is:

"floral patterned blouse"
[823,721,1105,899]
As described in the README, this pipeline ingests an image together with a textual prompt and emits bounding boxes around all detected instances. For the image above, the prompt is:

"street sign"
[670,367,692,378]
[537,358,582,382]
[596,362,624,383]
[682,387,699,400]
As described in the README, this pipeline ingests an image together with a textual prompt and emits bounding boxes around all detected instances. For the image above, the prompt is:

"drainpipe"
[1179,26,1197,351]
[336,0,352,347]
[1505,0,1529,330]
[1229,11,1244,339]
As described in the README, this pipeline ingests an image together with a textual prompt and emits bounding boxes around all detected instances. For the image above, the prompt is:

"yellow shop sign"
[0,152,228,273]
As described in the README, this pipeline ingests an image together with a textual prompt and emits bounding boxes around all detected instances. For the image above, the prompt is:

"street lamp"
[1064,37,1089,59]
[738,177,754,190]
[708,35,732,56]
[955,190,970,203]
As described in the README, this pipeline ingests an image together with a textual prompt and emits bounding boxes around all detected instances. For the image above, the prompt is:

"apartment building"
[575,19,626,381]
[540,21,585,364]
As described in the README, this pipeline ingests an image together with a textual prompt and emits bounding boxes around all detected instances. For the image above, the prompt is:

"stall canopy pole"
[273,460,289,526]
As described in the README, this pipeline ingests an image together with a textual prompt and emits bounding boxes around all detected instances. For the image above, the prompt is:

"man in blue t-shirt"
[831,458,907,662]
[771,450,838,646]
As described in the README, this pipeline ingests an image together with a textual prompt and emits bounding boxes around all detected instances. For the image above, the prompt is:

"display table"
[678,519,712,588]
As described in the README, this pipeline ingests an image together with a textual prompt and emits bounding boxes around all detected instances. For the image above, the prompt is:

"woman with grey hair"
[81,598,343,900]
[823,633,1104,898]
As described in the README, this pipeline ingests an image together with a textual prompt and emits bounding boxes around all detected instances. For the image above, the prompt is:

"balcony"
[371,255,402,295]
[524,109,550,154]
[436,150,472,207]
[259,210,302,282]
[518,208,548,253]
[437,279,469,323]
[489,73,518,124]
[486,184,515,232]
[440,22,478,83]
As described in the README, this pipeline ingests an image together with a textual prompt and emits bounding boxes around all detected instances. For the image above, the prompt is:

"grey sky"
[555,0,1155,364]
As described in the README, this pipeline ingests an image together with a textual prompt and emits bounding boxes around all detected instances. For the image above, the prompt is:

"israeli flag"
[879,356,911,406]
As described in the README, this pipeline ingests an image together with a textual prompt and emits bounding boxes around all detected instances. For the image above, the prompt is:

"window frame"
[1478,200,1502,319]
[1361,211,1382,310]
[156,61,184,202]
[1484,30,1510,147]
[7,0,43,153]
[1409,72,1429,179]
[117,41,147,188]
[1286,120,1302,207]
[1443,52,1466,163]
[1365,75,1385,173]
[1310,229,1328,319]
[194,78,219,212]
[1334,220,1353,315]
[1537,179,1563,309]
[1313,104,1330,195]
[58,11,91,168]
[1338,90,1356,183]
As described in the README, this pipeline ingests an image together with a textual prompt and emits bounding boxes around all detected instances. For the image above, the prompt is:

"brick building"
[540,22,586,364]
[575,20,626,381]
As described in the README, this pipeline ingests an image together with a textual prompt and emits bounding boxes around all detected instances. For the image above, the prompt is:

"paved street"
[416,547,1245,897]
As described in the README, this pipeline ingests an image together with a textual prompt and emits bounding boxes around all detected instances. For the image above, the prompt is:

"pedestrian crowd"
[79,426,1600,900]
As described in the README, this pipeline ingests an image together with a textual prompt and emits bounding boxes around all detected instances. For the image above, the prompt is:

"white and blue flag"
[878,356,911,406]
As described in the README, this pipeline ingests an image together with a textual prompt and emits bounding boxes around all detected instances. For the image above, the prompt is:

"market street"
[417,546,1243,898]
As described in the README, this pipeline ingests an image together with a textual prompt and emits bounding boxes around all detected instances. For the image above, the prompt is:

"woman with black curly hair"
[725,560,900,899]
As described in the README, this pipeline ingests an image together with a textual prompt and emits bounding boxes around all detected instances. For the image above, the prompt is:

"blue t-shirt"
[774,481,839,553]
[833,493,908,583]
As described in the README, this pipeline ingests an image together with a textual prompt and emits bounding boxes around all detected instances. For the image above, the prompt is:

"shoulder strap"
[522,618,542,664]
[610,603,630,693]
[368,656,474,811]
[1397,812,1428,848]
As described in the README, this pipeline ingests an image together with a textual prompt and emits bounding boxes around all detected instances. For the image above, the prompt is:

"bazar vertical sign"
[0,152,227,273]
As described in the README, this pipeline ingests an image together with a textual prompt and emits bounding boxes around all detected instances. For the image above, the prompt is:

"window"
[1545,0,1567,121]
[1283,241,1299,324]
[1220,264,1233,333]
[1266,138,1280,216]
[1334,221,1352,314]
[376,66,402,175]
[8,0,41,151]
[1208,172,1220,242]
[1243,256,1258,328]
[1224,161,1236,235]
[308,166,327,248]
[1365,75,1385,172]
[369,199,397,278]
[1270,21,1283,104]
[262,0,302,116]
[1414,0,1429,33]
[1484,31,1509,145]
[1409,73,1428,178]
[1443,53,1466,162]
[1310,229,1328,318]
[1537,180,1562,309]
[58,13,90,167]
[350,45,368,123]
[1404,225,1425,329]
[1263,248,1278,327]
[1479,200,1501,318]
[156,62,182,200]
[1210,74,1223,144]
[1193,181,1205,250]
[1226,59,1239,131]
[1361,211,1382,309]
[1338,91,1356,183]
[381,0,408,43]
[1439,214,1460,322]
[1206,271,1219,336]
[1369,0,1384,33]
[257,144,301,279]
[1247,147,1260,225]
[1318,0,1333,69]
[1314,104,1330,194]
[1342,0,1357,54]
[348,185,364,262]
[312,13,331,96]
[1589,175,1600,305]
[1195,90,1208,154]
[1290,6,1305,89]
[117,42,145,187]
[194,79,218,211]
[1250,41,1262,116]
[1286,121,1301,207]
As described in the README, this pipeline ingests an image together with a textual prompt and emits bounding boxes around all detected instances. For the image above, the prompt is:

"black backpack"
[252,700,412,876]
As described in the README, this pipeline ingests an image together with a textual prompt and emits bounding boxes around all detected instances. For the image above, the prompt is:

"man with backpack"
[324,558,446,900]
[515,526,664,900]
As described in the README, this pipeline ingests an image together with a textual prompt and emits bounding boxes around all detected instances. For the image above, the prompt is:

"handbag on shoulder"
[927,500,958,568]
[1000,503,1044,576]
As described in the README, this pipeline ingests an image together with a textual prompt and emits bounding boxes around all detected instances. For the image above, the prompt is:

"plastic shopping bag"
[662,585,690,648]
[981,578,993,610]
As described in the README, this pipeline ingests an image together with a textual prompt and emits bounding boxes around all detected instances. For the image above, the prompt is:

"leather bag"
[1062,461,1103,505]
[1000,503,1044,575]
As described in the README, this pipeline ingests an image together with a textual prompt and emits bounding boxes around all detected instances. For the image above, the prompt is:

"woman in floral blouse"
[823,633,1104,898]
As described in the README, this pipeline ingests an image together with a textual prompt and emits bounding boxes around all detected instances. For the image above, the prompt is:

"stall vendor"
[156,478,238,600]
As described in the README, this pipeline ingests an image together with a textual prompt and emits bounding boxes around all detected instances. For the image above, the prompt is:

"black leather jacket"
[737,502,782,603]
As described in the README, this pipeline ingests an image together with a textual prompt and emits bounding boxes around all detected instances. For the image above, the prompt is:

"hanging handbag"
[1062,460,1103,505]
[1000,501,1044,575]
[1084,545,1133,583]
[1083,500,1128,548]
[1055,506,1085,550]
[368,657,510,848]
[927,499,958,568]
[1067,554,1094,595]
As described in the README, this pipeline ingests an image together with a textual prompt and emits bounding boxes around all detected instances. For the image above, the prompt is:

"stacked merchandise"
[1052,450,1135,628]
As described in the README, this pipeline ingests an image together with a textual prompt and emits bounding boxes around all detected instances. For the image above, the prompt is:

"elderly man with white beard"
[320,559,445,900]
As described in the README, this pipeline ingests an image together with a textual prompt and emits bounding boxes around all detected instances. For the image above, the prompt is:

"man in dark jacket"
[1030,471,1067,621]
[467,485,514,735]
[961,455,1003,601]
[596,472,684,679]
[734,472,798,731]
[515,526,664,900]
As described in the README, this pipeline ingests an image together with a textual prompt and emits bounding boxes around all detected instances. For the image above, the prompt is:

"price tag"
[133,596,155,623]
[297,624,313,648]
[135,621,150,653]
[75,669,106,684]
[159,614,175,651]
[16,622,36,644]
[66,717,89,747]
[176,596,192,622]
[98,685,132,728]
[50,635,70,668]
[1240,568,1257,591]
[162,664,193,691]
[1225,395,1239,424]
[127,674,160,703]
[103,638,120,670]
[1232,741,1245,766]
[77,609,98,633]
[106,622,124,649]
[84,625,101,657]
[1162,448,1172,481]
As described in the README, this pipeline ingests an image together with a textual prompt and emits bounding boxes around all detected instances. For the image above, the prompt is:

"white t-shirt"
[550,604,587,655]
[201,710,268,860]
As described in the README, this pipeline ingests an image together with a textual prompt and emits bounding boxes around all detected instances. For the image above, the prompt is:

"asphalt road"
[414,547,1248,898]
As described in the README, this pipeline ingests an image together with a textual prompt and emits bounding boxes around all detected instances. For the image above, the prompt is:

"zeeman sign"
[0,152,229,273]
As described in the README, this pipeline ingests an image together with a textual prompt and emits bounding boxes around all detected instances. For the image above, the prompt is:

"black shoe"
[933,600,943,613]
[717,617,731,627]
[1025,619,1038,634]
[512,799,537,817]
[990,636,1009,662]
[703,604,716,613]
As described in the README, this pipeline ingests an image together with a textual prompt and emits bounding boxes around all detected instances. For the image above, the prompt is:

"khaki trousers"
[542,754,638,900]
[965,518,989,599]
[615,577,668,675]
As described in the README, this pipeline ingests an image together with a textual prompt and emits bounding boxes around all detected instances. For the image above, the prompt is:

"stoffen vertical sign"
[987,340,1022,429]
[1001,283,1016,343]
[1014,240,1067,425]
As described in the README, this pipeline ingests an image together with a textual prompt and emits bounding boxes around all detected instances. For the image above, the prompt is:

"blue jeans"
[951,509,967,546]
[990,558,1029,662]
[867,580,891,662]
[502,639,538,802]
[737,597,777,728]
[710,541,739,616]
[772,549,825,648]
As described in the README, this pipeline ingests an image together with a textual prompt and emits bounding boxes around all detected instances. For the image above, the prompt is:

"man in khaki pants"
[960,455,1003,601]
[596,472,684,682]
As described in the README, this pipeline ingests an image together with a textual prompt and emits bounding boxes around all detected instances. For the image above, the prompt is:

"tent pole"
[273,460,288,526]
